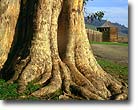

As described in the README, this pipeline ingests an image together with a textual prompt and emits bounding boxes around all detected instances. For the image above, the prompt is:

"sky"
[85,0,128,27]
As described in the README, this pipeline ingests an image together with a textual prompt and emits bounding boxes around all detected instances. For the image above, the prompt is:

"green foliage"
[0,79,61,100]
[23,82,41,95]
[50,89,63,100]
[0,79,41,100]
[84,0,104,22]
[0,79,19,100]
[97,59,128,75]
[83,0,89,5]
[87,11,104,21]
[83,0,93,5]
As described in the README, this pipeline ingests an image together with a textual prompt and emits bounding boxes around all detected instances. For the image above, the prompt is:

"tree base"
[0,0,128,100]
[7,56,128,100]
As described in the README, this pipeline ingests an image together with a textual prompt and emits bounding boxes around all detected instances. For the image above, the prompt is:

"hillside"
[85,19,128,37]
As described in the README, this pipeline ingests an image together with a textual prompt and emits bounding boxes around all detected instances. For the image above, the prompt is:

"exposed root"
[59,61,105,100]
[17,65,40,93]
[7,56,31,84]
[59,94,76,100]
[70,84,104,100]
[34,72,51,85]
[59,92,84,100]
[60,57,127,100]
[15,37,127,100]
[17,52,52,93]
[15,58,127,100]
[31,62,62,98]
[59,61,72,94]
[8,53,127,100]
[64,60,109,99]
[114,93,128,100]
[0,0,128,101]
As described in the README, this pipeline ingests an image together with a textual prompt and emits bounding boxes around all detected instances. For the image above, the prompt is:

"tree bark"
[0,0,128,100]
[0,0,20,70]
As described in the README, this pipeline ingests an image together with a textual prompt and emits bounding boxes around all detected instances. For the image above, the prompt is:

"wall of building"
[97,27,110,42]
[97,27,118,42]
[110,27,118,42]
[86,29,102,42]
[118,37,128,43]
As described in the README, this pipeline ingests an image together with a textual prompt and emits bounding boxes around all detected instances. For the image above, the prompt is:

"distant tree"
[84,0,104,23]
[87,11,104,21]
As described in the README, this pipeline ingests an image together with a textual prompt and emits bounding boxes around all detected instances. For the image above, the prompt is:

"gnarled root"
[12,56,128,100]
[31,61,62,98]
[7,56,31,84]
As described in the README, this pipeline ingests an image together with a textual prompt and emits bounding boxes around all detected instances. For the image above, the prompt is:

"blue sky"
[85,0,128,27]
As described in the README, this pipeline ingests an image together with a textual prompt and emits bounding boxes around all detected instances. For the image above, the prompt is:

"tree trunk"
[0,0,128,100]
[0,0,20,70]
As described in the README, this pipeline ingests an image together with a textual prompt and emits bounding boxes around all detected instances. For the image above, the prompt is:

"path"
[91,44,128,65]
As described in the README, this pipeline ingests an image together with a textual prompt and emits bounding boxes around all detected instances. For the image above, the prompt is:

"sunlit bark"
[0,0,20,69]
[0,0,128,100]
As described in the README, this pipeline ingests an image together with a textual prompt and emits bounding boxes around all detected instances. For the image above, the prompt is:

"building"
[97,21,118,42]
[86,29,102,42]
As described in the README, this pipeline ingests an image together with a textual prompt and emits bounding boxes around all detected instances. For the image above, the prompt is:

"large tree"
[0,0,128,100]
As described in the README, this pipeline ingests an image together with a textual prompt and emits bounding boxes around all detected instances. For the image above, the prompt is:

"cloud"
[85,6,128,27]
[85,0,128,27]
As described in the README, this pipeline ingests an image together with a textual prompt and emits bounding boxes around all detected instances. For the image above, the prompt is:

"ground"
[91,43,128,65]
[91,43,128,84]
[0,42,128,100]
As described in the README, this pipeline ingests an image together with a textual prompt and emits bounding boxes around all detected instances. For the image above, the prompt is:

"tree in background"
[0,0,128,100]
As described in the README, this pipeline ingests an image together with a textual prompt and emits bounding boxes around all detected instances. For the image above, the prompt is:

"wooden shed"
[97,21,118,42]
[86,29,102,42]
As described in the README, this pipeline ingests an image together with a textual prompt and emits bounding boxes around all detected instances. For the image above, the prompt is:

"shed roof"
[101,21,116,27]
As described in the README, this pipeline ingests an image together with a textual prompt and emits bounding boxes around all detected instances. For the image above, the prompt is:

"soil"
[91,44,128,66]
[91,44,128,84]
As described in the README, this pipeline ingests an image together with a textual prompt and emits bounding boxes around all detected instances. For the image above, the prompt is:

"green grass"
[0,58,128,100]
[0,79,62,100]
[97,58,128,75]
[0,79,19,100]
[91,41,128,46]
[0,80,41,100]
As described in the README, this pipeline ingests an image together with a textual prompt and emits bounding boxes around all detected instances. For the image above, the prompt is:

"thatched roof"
[101,21,116,27]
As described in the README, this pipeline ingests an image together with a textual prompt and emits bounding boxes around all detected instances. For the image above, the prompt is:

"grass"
[0,80,40,100]
[0,59,128,100]
[91,41,128,46]
[0,79,62,100]
[0,79,19,100]
[97,58,128,75]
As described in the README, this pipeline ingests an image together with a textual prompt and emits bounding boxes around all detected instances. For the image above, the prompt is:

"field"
[91,43,128,84]
[91,41,128,46]
[0,42,128,100]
